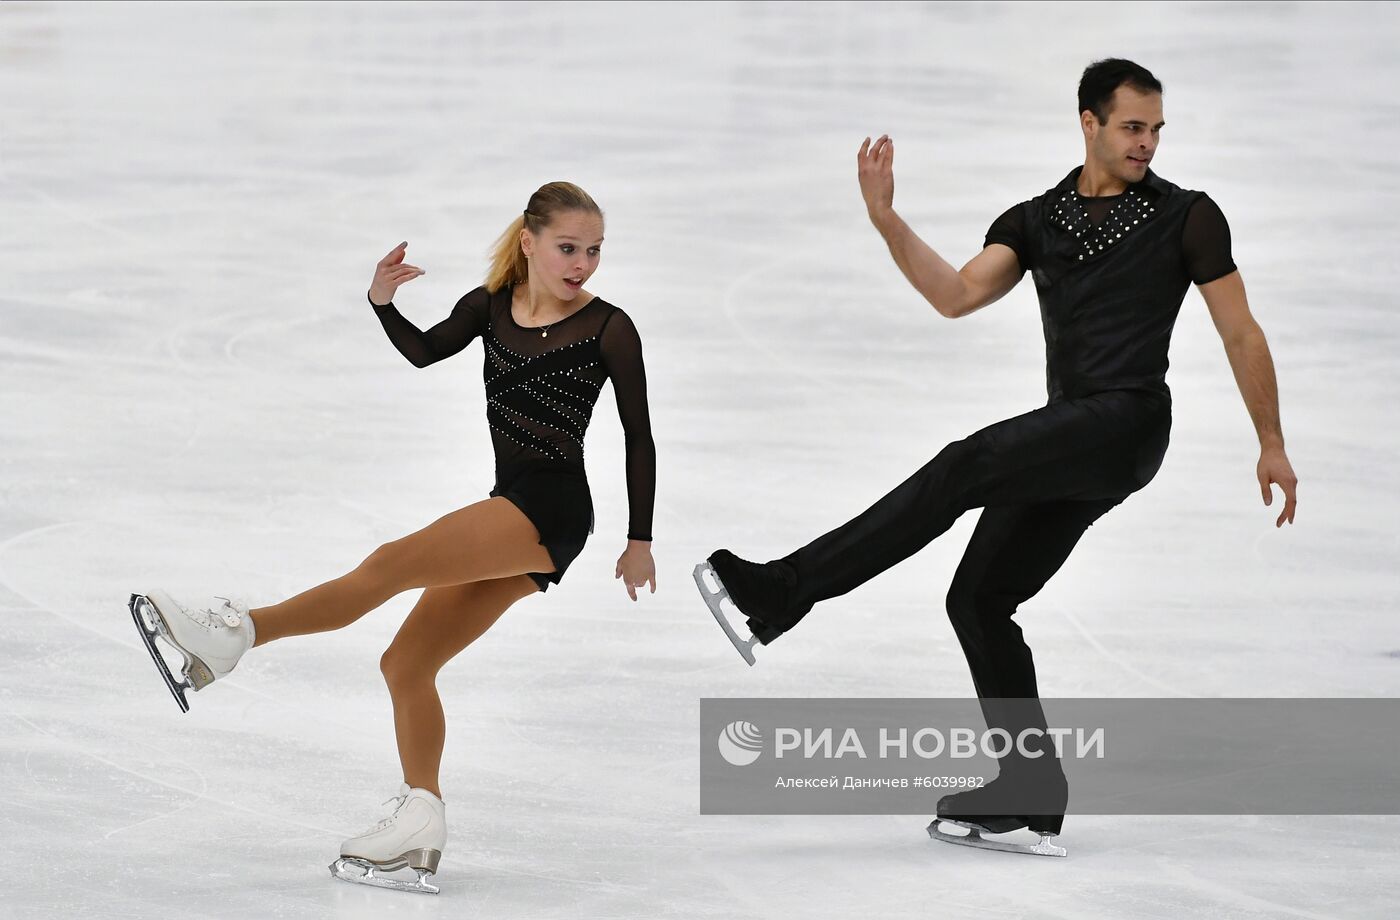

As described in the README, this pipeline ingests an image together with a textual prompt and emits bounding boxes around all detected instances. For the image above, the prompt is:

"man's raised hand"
[858,135,896,220]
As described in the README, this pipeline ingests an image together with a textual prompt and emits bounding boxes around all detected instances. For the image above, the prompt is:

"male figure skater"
[695,58,1297,855]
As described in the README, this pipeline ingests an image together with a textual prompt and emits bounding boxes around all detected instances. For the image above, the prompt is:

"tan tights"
[246,496,551,799]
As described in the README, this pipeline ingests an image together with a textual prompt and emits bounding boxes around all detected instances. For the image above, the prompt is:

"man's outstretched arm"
[857,135,1022,318]
[1198,270,1298,527]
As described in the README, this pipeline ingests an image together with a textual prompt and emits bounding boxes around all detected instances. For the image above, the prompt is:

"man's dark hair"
[1078,58,1163,125]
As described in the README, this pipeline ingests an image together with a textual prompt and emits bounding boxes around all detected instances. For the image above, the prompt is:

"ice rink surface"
[3,1,1399,917]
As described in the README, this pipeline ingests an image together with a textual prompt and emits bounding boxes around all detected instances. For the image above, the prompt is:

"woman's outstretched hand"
[368,241,426,307]
[857,135,895,221]
[616,541,656,602]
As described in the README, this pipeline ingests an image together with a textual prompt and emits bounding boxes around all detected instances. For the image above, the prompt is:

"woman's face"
[521,209,604,302]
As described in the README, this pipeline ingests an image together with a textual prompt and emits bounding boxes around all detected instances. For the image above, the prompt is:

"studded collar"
[1052,164,1173,197]
[1046,165,1169,264]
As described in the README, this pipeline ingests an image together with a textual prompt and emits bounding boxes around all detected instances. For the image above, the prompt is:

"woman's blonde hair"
[485,181,603,293]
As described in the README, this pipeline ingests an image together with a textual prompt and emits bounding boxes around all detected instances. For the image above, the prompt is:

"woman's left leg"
[249,496,554,647]
[379,574,540,799]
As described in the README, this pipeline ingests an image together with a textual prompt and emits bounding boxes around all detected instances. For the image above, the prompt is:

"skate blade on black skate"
[128,593,208,714]
[693,562,759,666]
[927,819,1067,857]
[329,852,440,895]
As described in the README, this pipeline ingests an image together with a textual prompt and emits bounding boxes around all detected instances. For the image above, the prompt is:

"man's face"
[1084,85,1164,185]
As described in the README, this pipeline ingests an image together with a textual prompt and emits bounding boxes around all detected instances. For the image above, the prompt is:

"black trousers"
[777,388,1172,708]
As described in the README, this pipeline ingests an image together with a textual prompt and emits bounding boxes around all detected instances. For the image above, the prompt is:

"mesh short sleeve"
[984,202,1030,272]
[1182,194,1237,285]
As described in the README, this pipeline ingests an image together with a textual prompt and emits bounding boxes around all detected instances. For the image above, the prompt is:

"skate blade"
[329,857,440,895]
[143,591,220,689]
[693,563,758,666]
[128,594,193,713]
[926,819,1066,857]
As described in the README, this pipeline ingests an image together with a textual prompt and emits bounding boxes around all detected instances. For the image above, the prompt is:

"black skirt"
[490,465,595,592]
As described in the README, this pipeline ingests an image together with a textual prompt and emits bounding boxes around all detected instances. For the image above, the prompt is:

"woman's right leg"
[247,496,553,647]
[378,574,540,799]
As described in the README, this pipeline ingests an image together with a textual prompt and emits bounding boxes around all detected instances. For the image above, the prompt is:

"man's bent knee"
[946,581,1016,634]
[945,582,979,634]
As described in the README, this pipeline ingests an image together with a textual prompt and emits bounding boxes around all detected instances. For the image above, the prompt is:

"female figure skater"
[127,181,657,893]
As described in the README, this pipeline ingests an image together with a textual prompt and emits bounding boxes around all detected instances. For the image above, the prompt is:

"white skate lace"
[176,596,244,629]
[211,596,245,627]
[358,791,409,835]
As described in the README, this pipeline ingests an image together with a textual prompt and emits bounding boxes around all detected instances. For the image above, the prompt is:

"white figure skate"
[128,589,254,713]
[330,784,447,895]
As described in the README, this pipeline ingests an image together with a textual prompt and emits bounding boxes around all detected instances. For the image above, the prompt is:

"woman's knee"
[357,540,413,589]
[380,642,438,691]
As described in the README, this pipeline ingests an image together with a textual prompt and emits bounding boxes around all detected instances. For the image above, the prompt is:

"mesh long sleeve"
[371,287,489,368]
[599,307,656,541]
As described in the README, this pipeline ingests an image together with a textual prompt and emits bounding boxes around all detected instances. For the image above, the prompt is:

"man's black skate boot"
[929,769,1069,856]
[706,549,809,644]
[935,766,1068,836]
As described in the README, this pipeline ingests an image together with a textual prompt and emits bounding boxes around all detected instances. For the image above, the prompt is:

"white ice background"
[2,1,1398,918]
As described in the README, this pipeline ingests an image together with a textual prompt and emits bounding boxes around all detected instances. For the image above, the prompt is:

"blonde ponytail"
[483,181,604,293]
[485,214,529,293]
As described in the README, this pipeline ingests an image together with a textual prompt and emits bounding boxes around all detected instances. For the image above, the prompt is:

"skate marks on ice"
[6,705,345,844]
[1148,841,1351,920]
[1043,599,1199,699]
[0,516,344,730]
[693,561,760,666]
[927,819,1067,858]
[0,521,215,712]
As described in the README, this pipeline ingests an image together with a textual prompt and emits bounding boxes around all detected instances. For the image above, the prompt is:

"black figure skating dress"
[370,284,655,591]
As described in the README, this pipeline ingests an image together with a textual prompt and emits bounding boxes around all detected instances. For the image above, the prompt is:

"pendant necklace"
[527,284,556,338]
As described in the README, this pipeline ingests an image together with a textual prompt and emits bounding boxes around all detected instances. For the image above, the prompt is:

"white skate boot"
[330,784,447,895]
[127,589,255,713]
